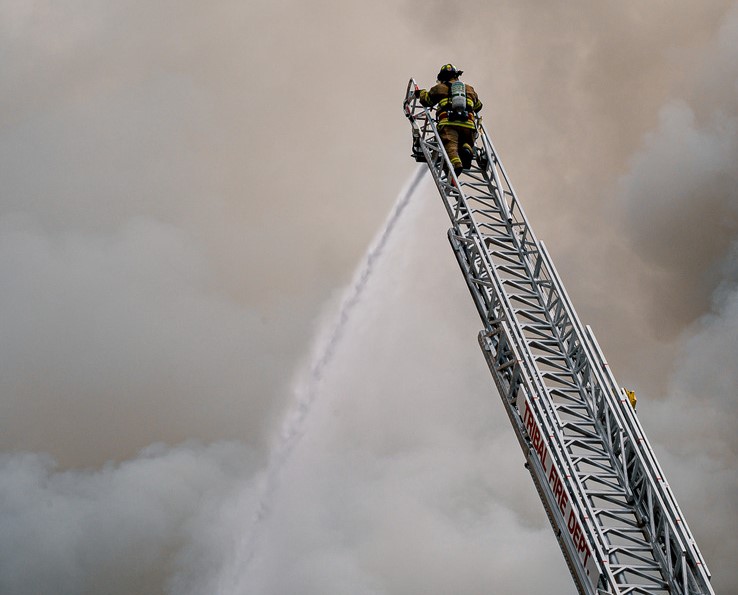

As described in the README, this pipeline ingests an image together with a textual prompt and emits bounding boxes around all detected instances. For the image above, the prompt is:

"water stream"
[226,166,427,589]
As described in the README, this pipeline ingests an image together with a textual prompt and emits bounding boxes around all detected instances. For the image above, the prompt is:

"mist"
[1,1,737,593]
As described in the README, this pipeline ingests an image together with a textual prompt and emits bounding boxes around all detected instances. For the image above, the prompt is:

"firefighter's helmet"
[437,63,463,82]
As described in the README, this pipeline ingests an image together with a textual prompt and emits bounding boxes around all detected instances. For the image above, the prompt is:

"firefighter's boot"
[460,143,474,170]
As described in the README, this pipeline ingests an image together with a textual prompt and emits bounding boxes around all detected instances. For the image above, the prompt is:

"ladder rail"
[585,326,713,584]
[538,243,714,593]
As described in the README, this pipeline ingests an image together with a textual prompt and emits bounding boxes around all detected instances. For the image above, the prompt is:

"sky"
[0,1,737,593]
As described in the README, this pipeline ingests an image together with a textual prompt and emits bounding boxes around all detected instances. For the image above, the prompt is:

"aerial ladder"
[403,79,715,595]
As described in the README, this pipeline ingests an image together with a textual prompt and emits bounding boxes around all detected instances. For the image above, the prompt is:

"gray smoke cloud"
[1,0,737,593]
[621,100,738,333]
[0,441,259,595]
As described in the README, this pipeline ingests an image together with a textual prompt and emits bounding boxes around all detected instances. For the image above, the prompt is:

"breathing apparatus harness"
[447,80,468,122]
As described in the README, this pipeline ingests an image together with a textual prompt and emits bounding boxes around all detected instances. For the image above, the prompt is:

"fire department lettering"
[517,393,597,584]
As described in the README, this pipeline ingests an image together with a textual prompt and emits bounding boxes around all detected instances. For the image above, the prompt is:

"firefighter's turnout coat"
[418,81,483,129]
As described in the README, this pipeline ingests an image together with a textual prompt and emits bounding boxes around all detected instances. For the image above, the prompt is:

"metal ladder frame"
[403,78,714,595]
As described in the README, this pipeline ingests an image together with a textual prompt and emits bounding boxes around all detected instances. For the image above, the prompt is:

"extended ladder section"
[403,79,714,595]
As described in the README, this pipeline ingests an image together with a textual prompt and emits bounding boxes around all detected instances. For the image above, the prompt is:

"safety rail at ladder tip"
[402,78,714,595]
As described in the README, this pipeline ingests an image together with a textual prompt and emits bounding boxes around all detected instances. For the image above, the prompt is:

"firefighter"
[416,64,483,176]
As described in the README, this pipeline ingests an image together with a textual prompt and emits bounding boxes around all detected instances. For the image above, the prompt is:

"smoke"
[617,5,738,591]
[1,1,737,594]
[620,100,738,333]
[641,267,738,592]
[0,216,286,466]
[0,441,258,595]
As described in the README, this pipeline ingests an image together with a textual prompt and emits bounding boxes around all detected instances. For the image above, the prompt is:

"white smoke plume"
[0,441,259,595]
[228,166,426,583]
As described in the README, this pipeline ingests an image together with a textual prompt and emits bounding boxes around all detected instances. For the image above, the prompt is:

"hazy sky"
[1,1,736,593]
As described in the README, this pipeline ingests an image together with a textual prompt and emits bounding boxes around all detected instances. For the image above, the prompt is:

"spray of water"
[225,166,427,589]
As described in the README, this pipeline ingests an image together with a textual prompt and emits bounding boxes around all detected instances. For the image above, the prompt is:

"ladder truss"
[403,78,714,595]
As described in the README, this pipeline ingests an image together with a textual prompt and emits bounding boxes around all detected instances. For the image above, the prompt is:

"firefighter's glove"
[414,88,421,99]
